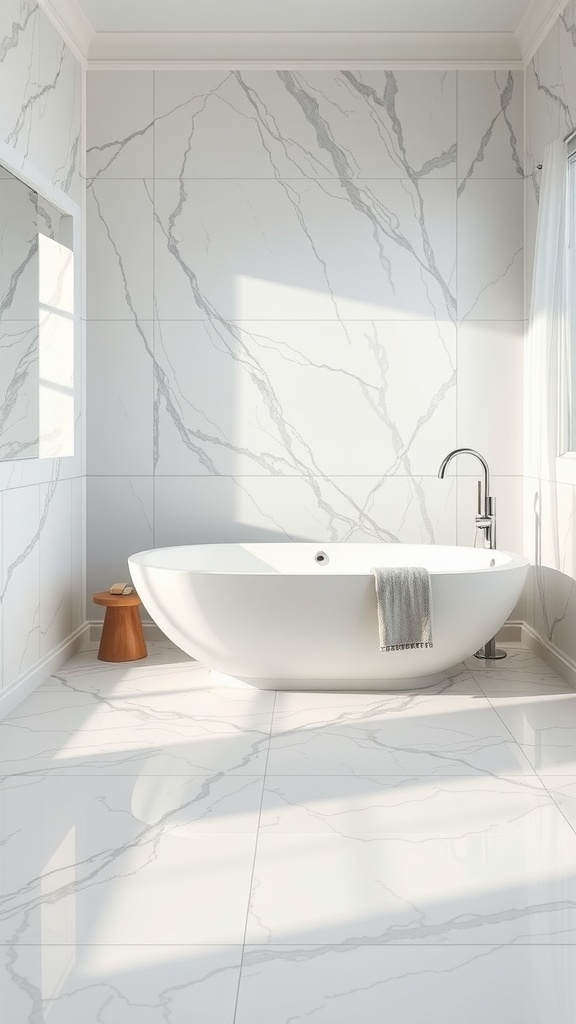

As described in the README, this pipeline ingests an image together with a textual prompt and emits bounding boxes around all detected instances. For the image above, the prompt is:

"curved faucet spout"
[437,447,495,550]
[437,447,490,497]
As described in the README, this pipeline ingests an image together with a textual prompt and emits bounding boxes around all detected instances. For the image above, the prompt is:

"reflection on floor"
[2,641,576,1022]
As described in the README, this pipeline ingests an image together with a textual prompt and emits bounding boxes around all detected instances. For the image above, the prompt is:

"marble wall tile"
[526,477,576,579]
[153,70,457,181]
[154,320,456,477]
[457,71,524,184]
[87,476,153,616]
[532,565,576,664]
[0,0,39,167]
[526,20,562,183]
[0,4,81,202]
[0,0,84,696]
[87,321,154,475]
[1,483,40,687]
[87,71,153,178]
[39,477,73,656]
[154,178,456,323]
[0,434,79,493]
[457,320,523,474]
[153,475,457,547]
[458,180,524,320]
[87,178,154,320]
[30,9,82,203]
[84,68,527,628]
[525,21,562,309]
[559,0,576,133]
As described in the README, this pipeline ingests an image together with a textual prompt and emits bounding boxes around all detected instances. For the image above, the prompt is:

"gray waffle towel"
[371,566,433,652]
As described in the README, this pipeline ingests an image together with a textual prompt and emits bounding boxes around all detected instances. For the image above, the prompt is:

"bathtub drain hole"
[315,551,328,565]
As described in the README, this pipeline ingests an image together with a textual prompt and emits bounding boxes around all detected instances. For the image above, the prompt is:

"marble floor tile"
[0,688,272,776]
[540,777,576,833]
[0,944,241,1024]
[466,646,574,696]
[41,646,276,717]
[247,797,576,945]
[0,774,259,945]
[267,683,536,777]
[1,642,575,1019]
[259,774,548,836]
[490,694,576,774]
[235,944,576,1024]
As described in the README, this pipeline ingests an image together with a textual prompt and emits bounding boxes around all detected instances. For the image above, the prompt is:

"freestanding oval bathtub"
[128,543,529,691]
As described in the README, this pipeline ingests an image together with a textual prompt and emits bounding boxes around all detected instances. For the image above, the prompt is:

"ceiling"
[77,0,534,35]
[40,0,565,65]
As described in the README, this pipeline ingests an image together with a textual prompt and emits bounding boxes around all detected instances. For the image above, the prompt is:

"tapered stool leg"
[98,605,147,662]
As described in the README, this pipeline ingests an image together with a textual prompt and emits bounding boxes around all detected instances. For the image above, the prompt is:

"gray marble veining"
[0,0,83,694]
[1,644,576,1021]
[85,67,523,603]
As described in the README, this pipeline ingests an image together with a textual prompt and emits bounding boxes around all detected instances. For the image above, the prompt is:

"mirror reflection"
[0,163,74,461]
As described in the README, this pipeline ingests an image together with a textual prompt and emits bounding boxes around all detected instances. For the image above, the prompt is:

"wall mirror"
[0,161,74,461]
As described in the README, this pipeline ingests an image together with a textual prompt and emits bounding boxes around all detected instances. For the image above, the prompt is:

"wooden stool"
[93,591,148,662]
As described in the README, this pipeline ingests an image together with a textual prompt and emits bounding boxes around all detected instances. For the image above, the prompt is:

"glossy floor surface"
[2,642,576,1021]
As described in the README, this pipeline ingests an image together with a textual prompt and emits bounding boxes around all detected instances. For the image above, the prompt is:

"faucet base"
[474,636,507,660]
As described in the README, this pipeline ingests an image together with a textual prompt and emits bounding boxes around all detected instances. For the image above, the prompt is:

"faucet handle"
[477,480,482,515]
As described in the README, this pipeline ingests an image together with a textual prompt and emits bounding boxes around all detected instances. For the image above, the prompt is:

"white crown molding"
[37,0,95,65]
[517,0,569,66]
[40,2,569,70]
[86,30,522,67]
[89,59,525,71]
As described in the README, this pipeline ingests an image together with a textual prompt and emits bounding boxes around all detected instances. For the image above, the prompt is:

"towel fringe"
[381,642,434,652]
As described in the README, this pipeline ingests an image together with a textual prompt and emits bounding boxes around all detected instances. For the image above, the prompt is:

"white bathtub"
[128,543,529,691]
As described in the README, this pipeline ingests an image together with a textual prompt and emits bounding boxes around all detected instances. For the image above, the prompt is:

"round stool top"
[93,590,142,608]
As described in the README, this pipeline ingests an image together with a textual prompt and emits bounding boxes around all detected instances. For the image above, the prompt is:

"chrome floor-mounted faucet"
[438,448,506,661]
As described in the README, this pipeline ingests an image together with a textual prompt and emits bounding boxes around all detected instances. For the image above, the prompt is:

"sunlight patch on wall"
[39,232,74,458]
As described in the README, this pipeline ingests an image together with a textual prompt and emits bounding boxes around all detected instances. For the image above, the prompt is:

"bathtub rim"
[128,542,529,577]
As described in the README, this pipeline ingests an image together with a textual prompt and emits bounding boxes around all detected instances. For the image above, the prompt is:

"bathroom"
[1,0,576,1018]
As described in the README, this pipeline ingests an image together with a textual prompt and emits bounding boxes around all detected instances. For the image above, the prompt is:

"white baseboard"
[0,623,91,722]
[520,621,576,690]
[88,619,167,642]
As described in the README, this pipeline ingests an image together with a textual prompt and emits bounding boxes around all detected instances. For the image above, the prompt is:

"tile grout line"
[469,660,576,840]
[232,688,277,1024]
[468,667,576,832]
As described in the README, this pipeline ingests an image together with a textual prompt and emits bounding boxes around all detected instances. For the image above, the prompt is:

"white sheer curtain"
[526,137,570,481]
